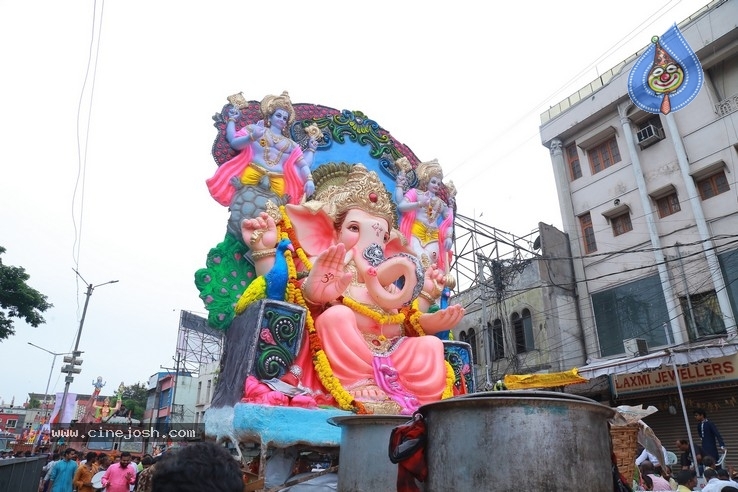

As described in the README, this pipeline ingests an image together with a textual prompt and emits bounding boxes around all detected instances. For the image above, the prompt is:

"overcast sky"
[0,0,710,406]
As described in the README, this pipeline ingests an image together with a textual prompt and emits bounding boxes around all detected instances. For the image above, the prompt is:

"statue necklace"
[260,129,290,167]
[425,193,441,221]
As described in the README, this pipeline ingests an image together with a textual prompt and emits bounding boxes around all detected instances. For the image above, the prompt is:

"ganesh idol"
[242,163,465,414]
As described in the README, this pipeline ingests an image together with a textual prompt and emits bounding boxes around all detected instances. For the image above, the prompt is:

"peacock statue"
[234,238,294,314]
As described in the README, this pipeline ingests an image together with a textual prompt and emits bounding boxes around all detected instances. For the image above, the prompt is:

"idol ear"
[385,229,417,258]
[284,204,337,257]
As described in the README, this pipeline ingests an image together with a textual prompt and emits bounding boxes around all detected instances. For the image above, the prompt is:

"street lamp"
[56,273,118,429]
[27,342,71,453]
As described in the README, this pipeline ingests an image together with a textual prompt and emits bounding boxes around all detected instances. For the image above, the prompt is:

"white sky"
[0,0,711,406]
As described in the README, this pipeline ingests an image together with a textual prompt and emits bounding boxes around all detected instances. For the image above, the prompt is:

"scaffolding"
[176,310,224,376]
[451,213,541,295]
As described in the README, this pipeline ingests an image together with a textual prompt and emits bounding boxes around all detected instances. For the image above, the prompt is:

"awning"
[504,368,588,389]
[577,339,738,379]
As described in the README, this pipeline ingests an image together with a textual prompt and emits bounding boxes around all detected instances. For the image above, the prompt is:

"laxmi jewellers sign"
[613,354,738,395]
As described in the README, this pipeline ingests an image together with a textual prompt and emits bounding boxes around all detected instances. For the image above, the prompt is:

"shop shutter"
[615,385,738,465]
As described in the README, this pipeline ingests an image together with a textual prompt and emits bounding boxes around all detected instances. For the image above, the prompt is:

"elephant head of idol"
[285,163,423,311]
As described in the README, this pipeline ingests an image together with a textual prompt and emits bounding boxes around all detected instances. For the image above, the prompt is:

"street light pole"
[27,343,71,453]
[56,274,118,429]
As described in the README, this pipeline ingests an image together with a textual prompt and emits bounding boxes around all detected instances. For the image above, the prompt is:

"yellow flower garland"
[441,361,455,399]
[278,206,364,413]
[341,296,405,326]
[290,276,363,412]
[406,299,426,336]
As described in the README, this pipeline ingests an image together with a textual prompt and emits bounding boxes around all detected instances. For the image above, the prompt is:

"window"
[197,381,202,404]
[591,274,670,356]
[512,309,534,354]
[611,211,633,236]
[588,136,621,173]
[719,248,738,326]
[697,170,729,200]
[579,213,597,253]
[5,419,16,428]
[492,319,504,360]
[707,57,738,102]
[566,143,582,180]
[656,192,680,218]
[467,328,479,365]
[680,291,726,340]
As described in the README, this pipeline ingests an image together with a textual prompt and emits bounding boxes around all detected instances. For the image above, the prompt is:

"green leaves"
[0,246,52,341]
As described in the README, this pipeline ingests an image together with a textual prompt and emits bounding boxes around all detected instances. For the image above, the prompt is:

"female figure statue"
[207,91,318,207]
[395,159,454,273]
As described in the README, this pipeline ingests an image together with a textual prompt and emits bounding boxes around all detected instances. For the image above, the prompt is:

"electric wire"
[444,0,691,183]
[69,1,105,359]
[456,232,738,378]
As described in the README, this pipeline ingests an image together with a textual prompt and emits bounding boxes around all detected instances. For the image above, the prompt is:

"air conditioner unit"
[623,337,649,356]
[636,124,664,148]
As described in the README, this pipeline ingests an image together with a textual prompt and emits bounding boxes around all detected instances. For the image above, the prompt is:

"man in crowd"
[639,460,672,490]
[701,467,736,492]
[695,408,726,463]
[677,439,704,473]
[101,451,137,492]
[42,452,60,492]
[675,470,698,491]
[73,451,98,492]
[48,448,78,492]
[134,455,156,492]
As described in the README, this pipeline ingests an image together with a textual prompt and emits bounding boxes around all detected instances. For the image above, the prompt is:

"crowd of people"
[40,449,149,492]
[617,408,736,491]
[29,441,247,492]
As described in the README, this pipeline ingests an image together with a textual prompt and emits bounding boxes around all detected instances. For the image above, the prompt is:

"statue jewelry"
[260,129,290,167]
[425,194,441,221]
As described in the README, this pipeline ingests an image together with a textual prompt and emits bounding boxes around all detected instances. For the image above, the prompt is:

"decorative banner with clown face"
[627,23,703,114]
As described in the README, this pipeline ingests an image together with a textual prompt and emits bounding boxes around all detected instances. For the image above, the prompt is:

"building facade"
[453,223,582,388]
[539,0,738,449]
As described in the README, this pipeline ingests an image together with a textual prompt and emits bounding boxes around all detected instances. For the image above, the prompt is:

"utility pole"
[56,273,118,429]
[27,343,71,453]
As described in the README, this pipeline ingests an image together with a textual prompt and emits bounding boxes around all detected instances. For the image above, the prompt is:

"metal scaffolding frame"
[176,310,224,376]
[450,213,541,295]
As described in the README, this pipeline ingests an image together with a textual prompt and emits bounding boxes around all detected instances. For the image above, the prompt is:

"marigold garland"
[341,296,405,325]
[441,361,455,399]
[290,278,366,414]
[278,206,365,414]
[279,206,312,270]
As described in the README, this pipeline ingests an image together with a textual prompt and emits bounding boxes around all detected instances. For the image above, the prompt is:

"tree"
[0,246,52,341]
[120,382,148,421]
[28,398,41,409]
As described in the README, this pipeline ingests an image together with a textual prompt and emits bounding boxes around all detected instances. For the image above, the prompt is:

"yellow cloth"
[504,368,588,389]
[240,163,285,196]
[411,220,439,247]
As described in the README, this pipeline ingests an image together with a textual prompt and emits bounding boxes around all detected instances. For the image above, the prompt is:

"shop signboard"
[612,353,738,395]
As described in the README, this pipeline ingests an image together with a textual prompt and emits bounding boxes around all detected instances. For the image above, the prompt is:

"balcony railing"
[716,92,738,116]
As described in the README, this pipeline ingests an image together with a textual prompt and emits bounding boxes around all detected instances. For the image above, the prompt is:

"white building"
[539,0,738,445]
